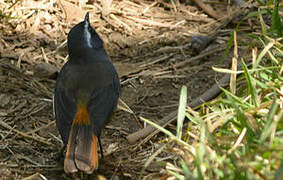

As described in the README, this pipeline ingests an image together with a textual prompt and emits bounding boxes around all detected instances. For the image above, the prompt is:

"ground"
[0,0,243,179]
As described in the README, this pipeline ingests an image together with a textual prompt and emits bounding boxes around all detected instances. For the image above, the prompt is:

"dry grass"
[0,0,261,179]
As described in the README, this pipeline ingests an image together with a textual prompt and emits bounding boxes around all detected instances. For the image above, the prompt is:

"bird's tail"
[64,105,98,174]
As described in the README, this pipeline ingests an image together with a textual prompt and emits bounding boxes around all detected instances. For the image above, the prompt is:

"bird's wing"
[88,73,120,136]
[54,67,77,144]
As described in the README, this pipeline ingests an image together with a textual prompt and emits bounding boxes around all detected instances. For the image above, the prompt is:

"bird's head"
[67,12,104,58]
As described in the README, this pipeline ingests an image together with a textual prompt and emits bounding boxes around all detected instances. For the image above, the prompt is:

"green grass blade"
[167,170,186,180]
[220,31,234,63]
[224,92,255,138]
[271,0,282,37]
[255,40,274,68]
[258,6,267,34]
[140,117,196,156]
[185,112,200,125]
[220,87,251,109]
[241,59,259,106]
[177,86,187,139]
[179,159,196,180]
[259,96,278,143]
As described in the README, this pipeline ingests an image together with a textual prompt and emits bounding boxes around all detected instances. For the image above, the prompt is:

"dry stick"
[0,120,52,146]
[26,120,55,135]
[142,1,158,14]
[158,46,226,72]
[191,0,221,19]
[22,173,48,180]
[125,16,174,28]
[118,98,143,128]
[0,53,32,64]
[127,68,233,144]
[230,31,238,94]
[57,0,67,20]
[109,13,132,32]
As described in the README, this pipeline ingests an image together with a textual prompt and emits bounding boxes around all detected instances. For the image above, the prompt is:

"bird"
[54,12,121,174]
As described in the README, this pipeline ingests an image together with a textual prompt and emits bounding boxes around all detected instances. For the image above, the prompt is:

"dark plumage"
[54,12,121,174]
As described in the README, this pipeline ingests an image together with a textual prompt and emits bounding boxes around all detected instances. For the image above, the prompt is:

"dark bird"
[54,12,121,174]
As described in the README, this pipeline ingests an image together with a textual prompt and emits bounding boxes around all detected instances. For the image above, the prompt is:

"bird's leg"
[98,137,104,159]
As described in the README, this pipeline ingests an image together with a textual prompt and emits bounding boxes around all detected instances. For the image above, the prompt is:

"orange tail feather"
[64,127,78,174]
[64,105,98,174]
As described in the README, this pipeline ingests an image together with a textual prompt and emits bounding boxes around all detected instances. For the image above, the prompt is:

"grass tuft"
[140,1,283,179]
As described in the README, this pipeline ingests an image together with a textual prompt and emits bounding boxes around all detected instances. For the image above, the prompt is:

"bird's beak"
[84,12,90,25]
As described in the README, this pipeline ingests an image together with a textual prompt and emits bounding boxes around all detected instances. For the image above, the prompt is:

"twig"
[22,173,48,180]
[109,13,132,32]
[26,120,55,135]
[180,9,213,23]
[0,119,52,146]
[118,98,143,128]
[0,53,32,64]
[230,31,238,94]
[121,76,138,85]
[139,54,174,68]
[16,52,24,69]
[101,0,113,16]
[158,46,226,72]
[57,0,67,20]
[190,0,221,19]
[125,16,174,28]
[41,47,48,63]
[142,1,158,14]
[154,75,186,79]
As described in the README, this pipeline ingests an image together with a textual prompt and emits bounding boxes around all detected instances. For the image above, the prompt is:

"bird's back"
[55,57,120,141]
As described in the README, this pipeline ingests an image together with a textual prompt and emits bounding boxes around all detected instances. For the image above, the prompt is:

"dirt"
[0,0,244,179]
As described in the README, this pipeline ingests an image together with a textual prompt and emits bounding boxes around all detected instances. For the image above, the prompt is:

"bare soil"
[0,0,247,179]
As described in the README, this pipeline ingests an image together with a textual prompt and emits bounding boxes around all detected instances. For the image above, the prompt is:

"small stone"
[0,94,10,107]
